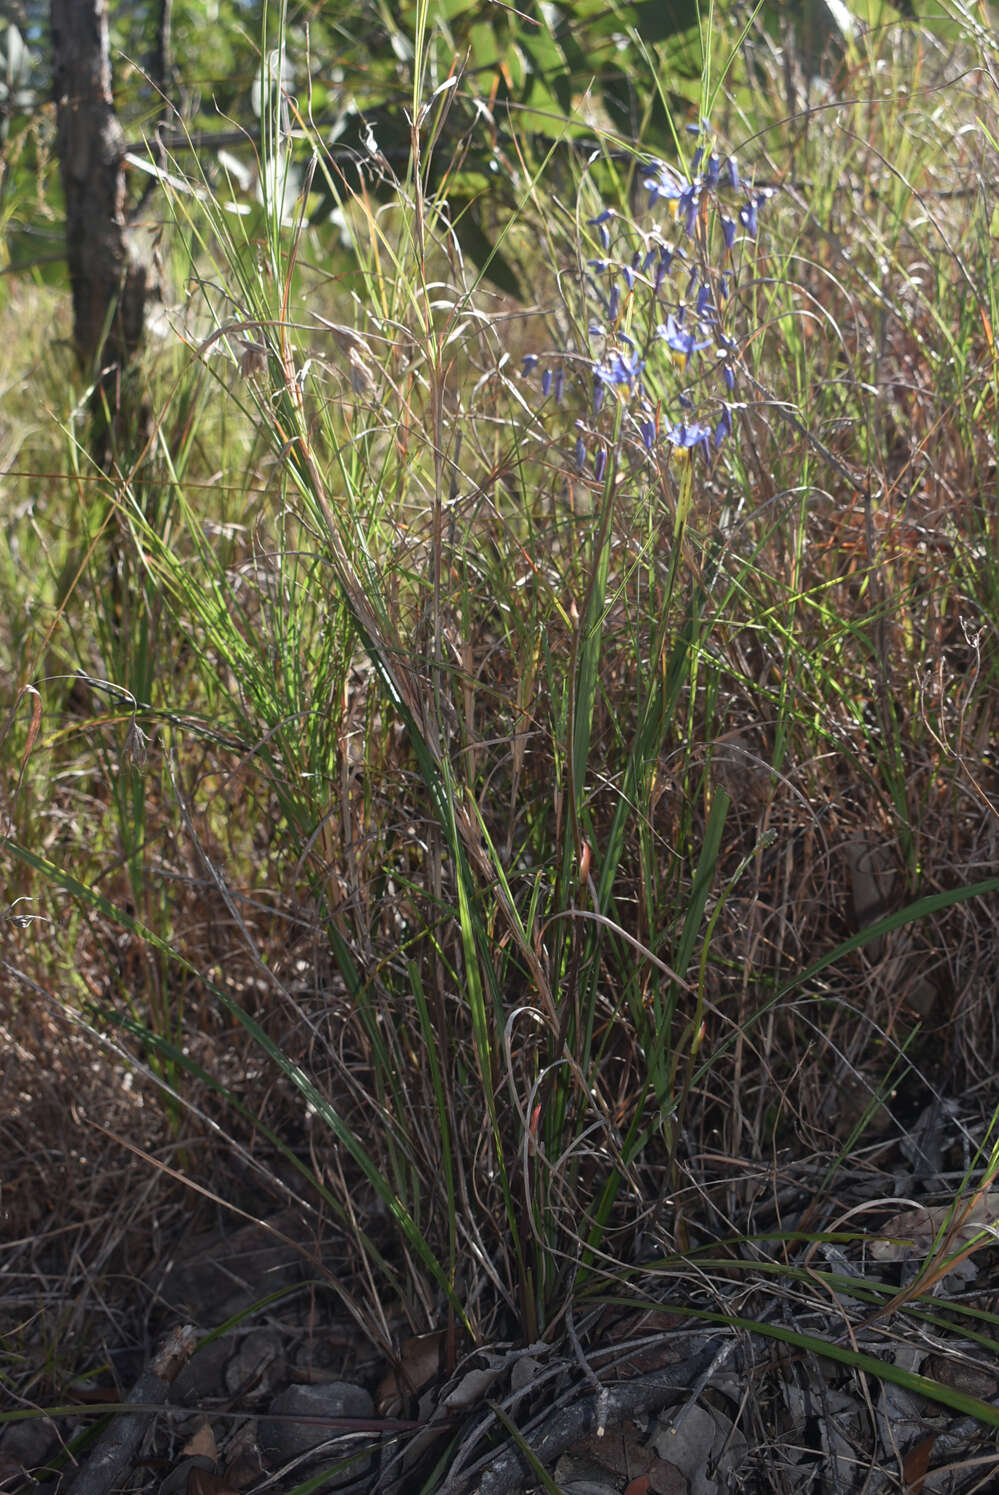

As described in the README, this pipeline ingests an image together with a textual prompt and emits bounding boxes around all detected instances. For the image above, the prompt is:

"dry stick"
[564,1306,609,1437]
[444,1337,727,1495]
[661,1335,736,1437]
[65,1324,197,1495]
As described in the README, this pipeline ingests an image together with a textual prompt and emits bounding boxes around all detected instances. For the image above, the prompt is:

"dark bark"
[51,0,147,390]
[64,1325,196,1495]
[149,0,174,104]
[50,0,166,650]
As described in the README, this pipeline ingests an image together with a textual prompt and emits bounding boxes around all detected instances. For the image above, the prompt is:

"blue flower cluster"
[521,131,773,471]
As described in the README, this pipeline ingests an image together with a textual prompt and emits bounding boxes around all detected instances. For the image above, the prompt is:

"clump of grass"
[120,18,794,1339]
[5,0,999,1484]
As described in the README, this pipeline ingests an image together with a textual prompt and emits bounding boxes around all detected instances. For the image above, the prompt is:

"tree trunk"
[51,0,164,650]
[51,0,147,415]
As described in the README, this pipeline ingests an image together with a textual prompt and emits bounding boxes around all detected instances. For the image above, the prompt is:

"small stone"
[0,1418,60,1484]
[260,1382,375,1489]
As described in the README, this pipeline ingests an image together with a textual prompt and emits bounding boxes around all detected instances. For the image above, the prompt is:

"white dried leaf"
[442,1365,505,1409]
[510,1355,545,1392]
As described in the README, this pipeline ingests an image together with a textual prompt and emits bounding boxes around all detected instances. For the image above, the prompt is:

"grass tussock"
[4,2,999,1486]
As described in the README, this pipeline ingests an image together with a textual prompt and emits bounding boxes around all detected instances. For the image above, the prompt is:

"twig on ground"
[65,1325,197,1495]
[442,1336,727,1495]
[564,1306,609,1436]
[662,1335,737,1437]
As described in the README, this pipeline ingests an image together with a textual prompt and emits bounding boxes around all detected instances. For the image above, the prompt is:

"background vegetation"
[4,0,999,1489]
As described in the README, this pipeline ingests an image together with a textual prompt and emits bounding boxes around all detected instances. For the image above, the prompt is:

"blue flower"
[667,419,712,450]
[656,315,712,367]
[714,408,733,446]
[594,347,645,389]
[654,246,675,292]
[588,209,615,250]
[518,131,769,474]
[740,198,759,237]
[740,190,773,238]
[681,184,700,235]
[644,163,686,210]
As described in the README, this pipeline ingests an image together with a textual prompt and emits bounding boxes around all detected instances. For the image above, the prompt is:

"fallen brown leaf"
[222,1450,261,1491]
[902,1432,936,1492]
[872,1194,999,1262]
[188,1466,238,1495]
[376,1330,446,1416]
[181,1426,217,1463]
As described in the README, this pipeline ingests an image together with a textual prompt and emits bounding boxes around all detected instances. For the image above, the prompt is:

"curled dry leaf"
[376,1330,446,1416]
[163,1422,246,1495]
[158,1456,215,1495]
[181,1425,217,1463]
[871,1192,999,1263]
[188,1465,240,1495]
[901,1432,936,1493]
[442,1364,506,1410]
[653,1401,746,1495]
[510,1355,545,1393]
[922,1353,999,1401]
